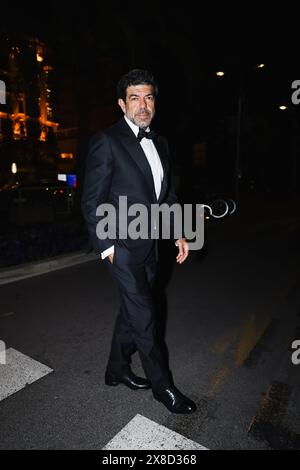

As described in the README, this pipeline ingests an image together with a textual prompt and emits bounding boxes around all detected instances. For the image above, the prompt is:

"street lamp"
[235,73,243,200]
[216,64,266,200]
[216,68,243,199]
[277,104,299,196]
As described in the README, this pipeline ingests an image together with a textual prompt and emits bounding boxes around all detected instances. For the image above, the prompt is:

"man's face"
[118,84,155,129]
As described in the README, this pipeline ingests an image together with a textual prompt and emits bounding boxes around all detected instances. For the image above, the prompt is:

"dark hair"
[116,69,158,101]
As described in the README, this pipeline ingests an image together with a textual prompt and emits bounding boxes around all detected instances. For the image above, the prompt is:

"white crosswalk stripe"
[102,414,208,450]
[0,348,53,402]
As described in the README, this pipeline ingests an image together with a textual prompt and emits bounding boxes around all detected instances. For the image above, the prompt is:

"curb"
[0,250,98,286]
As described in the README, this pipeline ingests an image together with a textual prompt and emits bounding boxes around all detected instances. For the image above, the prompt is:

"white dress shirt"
[101,116,164,259]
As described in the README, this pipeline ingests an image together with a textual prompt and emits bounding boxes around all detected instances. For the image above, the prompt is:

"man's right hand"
[108,253,114,264]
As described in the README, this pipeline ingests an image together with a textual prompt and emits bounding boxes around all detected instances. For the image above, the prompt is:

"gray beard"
[127,113,154,129]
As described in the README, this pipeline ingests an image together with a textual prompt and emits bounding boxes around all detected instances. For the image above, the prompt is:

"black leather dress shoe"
[105,369,151,390]
[153,386,197,414]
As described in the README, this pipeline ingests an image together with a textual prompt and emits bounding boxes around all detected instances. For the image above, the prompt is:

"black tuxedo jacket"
[81,118,179,263]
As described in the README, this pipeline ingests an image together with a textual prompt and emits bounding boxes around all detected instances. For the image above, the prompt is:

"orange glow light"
[60,153,74,160]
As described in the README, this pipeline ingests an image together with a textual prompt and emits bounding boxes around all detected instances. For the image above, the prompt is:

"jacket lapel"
[115,119,170,204]
[153,137,169,204]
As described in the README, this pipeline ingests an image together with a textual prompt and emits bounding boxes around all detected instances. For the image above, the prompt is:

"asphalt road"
[0,198,300,450]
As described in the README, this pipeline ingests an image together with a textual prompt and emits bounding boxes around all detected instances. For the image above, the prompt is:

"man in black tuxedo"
[81,69,196,414]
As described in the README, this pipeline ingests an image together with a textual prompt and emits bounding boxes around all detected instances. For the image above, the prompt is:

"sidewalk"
[1,198,299,287]
[0,249,98,286]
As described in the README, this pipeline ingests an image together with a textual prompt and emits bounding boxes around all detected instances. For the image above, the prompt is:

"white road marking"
[0,348,53,402]
[102,414,208,450]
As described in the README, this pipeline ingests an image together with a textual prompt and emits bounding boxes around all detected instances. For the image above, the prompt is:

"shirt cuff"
[101,245,114,259]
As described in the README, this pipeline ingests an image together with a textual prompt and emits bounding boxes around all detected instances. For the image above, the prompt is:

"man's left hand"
[175,239,189,264]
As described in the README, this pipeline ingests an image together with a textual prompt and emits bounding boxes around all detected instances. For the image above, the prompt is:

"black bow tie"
[137,128,156,142]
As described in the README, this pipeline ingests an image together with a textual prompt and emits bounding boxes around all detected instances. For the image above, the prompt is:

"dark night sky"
[2,2,299,130]
[1,2,300,196]
[3,3,299,108]
[2,2,298,62]
[2,2,299,90]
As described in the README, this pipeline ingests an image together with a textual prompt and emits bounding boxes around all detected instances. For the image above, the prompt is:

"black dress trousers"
[104,243,171,392]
